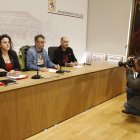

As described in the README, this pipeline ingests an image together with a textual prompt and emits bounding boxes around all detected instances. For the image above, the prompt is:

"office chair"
[48,46,58,63]
[18,45,31,71]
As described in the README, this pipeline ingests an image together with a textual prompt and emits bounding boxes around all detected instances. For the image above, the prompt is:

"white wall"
[87,0,132,56]
[0,0,88,63]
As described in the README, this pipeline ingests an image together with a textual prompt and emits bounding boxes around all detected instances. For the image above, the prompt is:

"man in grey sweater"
[122,56,140,116]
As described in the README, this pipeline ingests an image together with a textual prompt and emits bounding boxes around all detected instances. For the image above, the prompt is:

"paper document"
[74,66,83,68]
[48,69,57,72]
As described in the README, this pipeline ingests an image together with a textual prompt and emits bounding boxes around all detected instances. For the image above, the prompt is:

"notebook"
[0,79,17,86]
[6,74,28,80]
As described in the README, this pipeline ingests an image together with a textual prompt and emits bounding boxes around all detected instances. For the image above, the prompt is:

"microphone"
[56,62,71,73]
[56,65,65,73]
[84,63,91,66]
[55,52,71,73]
[26,53,42,79]
[31,68,41,79]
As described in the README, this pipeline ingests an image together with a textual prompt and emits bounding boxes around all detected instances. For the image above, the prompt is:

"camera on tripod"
[118,56,135,68]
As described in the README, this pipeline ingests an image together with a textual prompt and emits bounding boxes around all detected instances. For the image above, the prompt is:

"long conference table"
[0,62,126,140]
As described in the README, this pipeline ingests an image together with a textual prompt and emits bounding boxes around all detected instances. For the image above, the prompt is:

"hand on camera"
[125,65,135,73]
[127,56,133,61]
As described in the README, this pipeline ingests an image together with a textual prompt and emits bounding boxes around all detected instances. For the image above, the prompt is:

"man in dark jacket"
[122,56,140,116]
[53,37,77,66]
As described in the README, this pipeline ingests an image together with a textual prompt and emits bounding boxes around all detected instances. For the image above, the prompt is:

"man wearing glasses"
[26,34,59,72]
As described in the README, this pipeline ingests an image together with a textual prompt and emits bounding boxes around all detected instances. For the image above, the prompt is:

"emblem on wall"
[48,0,56,13]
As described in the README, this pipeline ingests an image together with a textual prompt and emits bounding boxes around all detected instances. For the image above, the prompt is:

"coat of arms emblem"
[48,0,56,12]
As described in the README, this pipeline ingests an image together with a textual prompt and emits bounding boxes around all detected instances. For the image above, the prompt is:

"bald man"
[53,37,77,67]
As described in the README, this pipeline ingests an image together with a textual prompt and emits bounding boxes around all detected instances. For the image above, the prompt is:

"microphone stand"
[26,51,42,79]
[56,65,65,73]
[31,68,42,79]
[84,63,91,66]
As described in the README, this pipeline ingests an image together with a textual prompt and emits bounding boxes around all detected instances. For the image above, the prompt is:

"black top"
[127,70,140,93]
[0,50,21,76]
[53,46,77,66]
[126,70,140,111]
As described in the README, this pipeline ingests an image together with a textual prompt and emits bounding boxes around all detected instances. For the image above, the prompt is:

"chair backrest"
[18,45,31,71]
[48,46,58,62]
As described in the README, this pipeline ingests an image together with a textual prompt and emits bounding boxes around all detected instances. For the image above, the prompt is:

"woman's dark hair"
[0,34,13,50]
[0,34,13,56]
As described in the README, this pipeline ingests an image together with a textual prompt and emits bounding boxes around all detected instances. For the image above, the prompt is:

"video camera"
[118,56,135,68]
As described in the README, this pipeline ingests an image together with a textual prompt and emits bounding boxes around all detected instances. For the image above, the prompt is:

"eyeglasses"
[36,41,45,44]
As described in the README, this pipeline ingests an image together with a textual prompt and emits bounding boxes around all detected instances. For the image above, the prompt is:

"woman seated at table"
[0,34,21,77]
